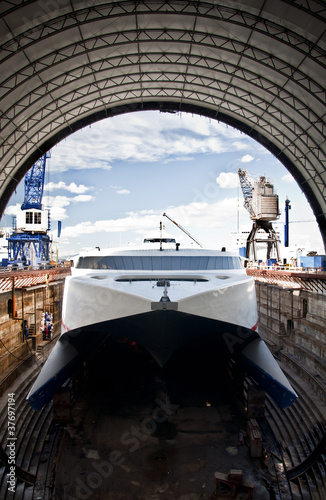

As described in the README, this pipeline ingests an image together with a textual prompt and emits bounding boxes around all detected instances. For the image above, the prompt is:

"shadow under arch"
[2,100,325,250]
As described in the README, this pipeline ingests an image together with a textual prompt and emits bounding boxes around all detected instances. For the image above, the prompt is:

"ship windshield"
[143,238,176,243]
[76,255,242,270]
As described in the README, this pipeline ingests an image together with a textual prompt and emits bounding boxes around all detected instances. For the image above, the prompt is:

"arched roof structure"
[0,0,325,248]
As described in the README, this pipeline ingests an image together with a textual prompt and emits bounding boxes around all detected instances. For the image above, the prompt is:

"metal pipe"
[284,197,291,247]
[22,289,25,341]
[12,277,16,318]
[34,289,37,336]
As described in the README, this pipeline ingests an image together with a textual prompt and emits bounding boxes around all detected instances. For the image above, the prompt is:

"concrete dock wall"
[256,282,326,394]
[0,282,64,378]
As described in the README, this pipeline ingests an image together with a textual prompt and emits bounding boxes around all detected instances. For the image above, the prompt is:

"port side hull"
[27,310,297,410]
[26,330,109,411]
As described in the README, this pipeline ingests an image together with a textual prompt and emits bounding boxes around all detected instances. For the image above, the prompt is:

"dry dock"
[0,268,326,499]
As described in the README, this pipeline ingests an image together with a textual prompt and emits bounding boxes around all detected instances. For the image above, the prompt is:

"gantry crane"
[238,168,281,263]
[7,153,52,266]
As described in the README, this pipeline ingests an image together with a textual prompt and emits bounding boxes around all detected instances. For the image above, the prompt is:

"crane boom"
[238,168,255,218]
[21,153,50,210]
[163,212,203,248]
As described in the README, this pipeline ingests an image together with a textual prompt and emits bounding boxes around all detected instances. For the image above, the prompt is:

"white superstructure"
[63,243,257,335]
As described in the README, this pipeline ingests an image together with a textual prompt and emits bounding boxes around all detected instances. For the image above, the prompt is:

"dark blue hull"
[27,310,297,410]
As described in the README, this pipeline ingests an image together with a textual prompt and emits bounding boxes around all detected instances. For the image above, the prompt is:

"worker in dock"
[23,320,28,340]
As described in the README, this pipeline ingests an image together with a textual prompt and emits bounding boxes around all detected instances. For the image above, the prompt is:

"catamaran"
[27,216,297,410]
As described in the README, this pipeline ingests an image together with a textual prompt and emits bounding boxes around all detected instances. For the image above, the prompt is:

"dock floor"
[54,339,272,499]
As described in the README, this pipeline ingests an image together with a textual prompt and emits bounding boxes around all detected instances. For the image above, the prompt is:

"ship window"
[142,256,152,270]
[161,256,172,269]
[113,256,124,269]
[76,255,242,270]
[116,277,209,282]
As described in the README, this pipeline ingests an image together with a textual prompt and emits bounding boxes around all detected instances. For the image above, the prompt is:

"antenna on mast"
[159,221,163,251]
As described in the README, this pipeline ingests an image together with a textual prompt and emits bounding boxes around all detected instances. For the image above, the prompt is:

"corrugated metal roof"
[0,1,325,247]
[0,268,71,294]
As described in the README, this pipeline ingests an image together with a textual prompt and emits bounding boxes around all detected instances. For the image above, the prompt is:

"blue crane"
[21,153,50,210]
[7,153,52,267]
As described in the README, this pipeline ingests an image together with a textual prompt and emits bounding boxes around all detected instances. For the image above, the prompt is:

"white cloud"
[43,195,71,221]
[4,205,17,216]
[50,206,70,221]
[61,213,157,239]
[116,189,130,195]
[232,141,249,151]
[72,195,94,203]
[44,195,71,208]
[42,193,94,221]
[47,112,253,173]
[240,154,254,163]
[111,186,130,195]
[45,181,91,194]
[60,197,246,244]
[216,172,239,189]
[44,194,94,207]
[282,173,295,183]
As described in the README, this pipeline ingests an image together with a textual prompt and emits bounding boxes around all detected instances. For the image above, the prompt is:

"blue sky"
[2,111,324,258]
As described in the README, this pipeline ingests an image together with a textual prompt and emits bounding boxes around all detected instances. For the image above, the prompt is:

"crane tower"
[7,153,52,266]
[238,169,281,263]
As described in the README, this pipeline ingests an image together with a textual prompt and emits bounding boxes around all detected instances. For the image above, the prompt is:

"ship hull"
[27,309,297,410]
[27,247,297,410]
